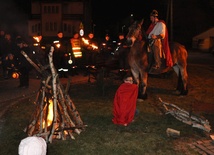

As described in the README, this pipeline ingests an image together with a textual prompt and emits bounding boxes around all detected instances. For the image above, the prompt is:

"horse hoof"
[138,93,148,100]
[173,90,180,95]
[180,90,188,96]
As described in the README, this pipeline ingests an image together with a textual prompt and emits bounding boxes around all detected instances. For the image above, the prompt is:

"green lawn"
[0,81,204,155]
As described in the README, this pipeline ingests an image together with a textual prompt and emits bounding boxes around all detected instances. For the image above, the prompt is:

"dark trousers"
[19,67,29,87]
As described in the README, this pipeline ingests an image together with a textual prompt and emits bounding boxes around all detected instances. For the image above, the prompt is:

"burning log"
[23,46,86,143]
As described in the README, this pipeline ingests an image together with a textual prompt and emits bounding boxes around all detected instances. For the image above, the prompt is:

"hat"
[57,31,63,34]
[123,72,133,80]
[18,136,47,155]
[16,38,25,44]
[150,10,158,17]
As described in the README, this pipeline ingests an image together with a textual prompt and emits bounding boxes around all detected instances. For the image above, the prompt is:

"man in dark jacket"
[15,38,32,88]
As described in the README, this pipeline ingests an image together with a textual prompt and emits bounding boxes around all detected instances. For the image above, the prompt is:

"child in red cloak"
[112,73,138,126]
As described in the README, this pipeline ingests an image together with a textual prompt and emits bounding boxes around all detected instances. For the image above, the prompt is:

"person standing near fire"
[1,33,16,79]
[53,31,70,77]
[83,32,99,66]
[70,32,82,62]
[116,32,129,70]
[100,34,114,60]
[53,31,74,78]
[15,38,32,88]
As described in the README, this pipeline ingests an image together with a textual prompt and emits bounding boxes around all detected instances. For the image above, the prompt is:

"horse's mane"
[134,19,148,42]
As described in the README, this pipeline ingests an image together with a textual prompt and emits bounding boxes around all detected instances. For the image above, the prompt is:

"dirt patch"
[149,63,213,118]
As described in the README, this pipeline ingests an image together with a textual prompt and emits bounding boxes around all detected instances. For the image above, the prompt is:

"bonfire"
[21,46,86,143]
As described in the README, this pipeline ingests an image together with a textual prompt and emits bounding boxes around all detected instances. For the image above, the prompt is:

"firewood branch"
[159,97,211,133]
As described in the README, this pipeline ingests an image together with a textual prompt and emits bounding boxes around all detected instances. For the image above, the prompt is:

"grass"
[0,79,207,155]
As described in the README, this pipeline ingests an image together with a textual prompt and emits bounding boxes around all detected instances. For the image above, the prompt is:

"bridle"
[126,21,143,46]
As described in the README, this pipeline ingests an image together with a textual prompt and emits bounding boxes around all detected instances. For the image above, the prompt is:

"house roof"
[193,27,214,40]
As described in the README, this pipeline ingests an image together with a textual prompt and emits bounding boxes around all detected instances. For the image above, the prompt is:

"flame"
[82,37,98,50]
[91,44,98,50]
[33,36,42,42]
[82,37,89,45]
[47,100,54,126]
[43,99,54,128]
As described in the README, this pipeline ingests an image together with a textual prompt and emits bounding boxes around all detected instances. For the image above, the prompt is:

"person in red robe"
[146,10,173,68]
[112,74,138,126]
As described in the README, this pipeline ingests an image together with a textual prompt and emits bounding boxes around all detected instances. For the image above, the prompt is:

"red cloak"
[146,20,173,67]
[112,83,138,126]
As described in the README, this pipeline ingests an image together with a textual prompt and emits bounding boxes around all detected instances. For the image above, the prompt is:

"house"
[192,27,214,52]
[28,0,92,44]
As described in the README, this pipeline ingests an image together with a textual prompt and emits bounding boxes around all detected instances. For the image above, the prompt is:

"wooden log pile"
[159,98,211,133]
[22,46,86,143]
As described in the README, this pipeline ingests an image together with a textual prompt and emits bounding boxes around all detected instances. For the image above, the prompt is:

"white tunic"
[148,22,166,39]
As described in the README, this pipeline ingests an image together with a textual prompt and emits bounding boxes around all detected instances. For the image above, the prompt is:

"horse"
[126,19,188,99]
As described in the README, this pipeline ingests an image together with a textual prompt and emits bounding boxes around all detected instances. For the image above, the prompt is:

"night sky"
[91,0,168,23]
[0,0,214,46]
[91,0,170,36]
[91,0,214,42]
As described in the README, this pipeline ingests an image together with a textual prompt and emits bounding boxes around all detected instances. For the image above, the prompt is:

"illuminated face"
[73,33,79,39]
[0,30,5,36]
[88,33,94,39]
[8,54,14,60]
[150,16,155,23]
[124,77,134,84]
[105,36,110,41]
[5,34,11,40]
[119,35,124,40]
[57,32,63,38]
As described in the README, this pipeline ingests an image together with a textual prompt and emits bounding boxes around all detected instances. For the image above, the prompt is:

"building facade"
[28,0,92,42]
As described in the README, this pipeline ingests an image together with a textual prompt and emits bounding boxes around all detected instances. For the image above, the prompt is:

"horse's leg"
[170,42,188,95]
[178,66,188,95]
[147,52,154,69]
[139,70,148,99]
[130,68,147,99]
[131,68,140,85]
[172,64,180,91]
[134,67,148,100]
[173,64,188,95]
[177,69,183,92]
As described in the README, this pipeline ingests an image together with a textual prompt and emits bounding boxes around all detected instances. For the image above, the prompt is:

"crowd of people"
[0,31,16,79]
[0,29,129,82]
[0,9,170,90]
[0,30,33,88]
[53,30,130,76]
[83,32,130,70]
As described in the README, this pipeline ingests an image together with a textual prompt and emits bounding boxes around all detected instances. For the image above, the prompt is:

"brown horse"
[126,19,188,99]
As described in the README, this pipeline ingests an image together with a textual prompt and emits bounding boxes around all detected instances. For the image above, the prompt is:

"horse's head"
[126,19,144,46]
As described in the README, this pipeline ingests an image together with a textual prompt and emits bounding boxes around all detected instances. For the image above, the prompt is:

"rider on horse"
[146,10,173,71]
